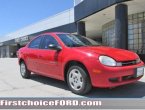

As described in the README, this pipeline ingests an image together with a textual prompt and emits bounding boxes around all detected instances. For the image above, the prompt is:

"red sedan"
[18,32,144,95]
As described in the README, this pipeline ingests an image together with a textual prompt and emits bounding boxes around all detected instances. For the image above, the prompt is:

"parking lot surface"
[0,58,145,98]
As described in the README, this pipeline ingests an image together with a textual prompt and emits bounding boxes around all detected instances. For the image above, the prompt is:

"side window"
[29,37,42,49]
[42,35,59,49]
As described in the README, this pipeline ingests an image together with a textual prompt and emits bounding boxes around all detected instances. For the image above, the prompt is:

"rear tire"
[67,64,92,95]
[20,61,31,79]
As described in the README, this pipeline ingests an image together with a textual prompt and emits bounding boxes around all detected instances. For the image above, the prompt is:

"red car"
[18,32,144,95]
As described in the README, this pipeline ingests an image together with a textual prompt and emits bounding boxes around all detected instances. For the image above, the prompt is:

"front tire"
[67,65,92,95]
[20,61,31,79]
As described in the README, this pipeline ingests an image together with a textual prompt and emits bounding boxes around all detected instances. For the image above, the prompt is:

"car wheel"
[20,61,31,79]
[67,65,92,95]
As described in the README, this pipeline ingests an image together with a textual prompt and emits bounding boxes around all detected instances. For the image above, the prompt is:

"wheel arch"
[19,58,25,65]
[64,60,91,83]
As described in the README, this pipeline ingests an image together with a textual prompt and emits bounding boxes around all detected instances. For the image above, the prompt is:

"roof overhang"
[81,0,145,38]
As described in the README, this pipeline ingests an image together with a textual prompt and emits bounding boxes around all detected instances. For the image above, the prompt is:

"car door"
[36,35,63,79]
[26,36,43,73]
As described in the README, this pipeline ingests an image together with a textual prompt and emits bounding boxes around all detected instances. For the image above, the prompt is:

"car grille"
[117,59,140,66]
[109,75,137,83]
[121,60,137,66]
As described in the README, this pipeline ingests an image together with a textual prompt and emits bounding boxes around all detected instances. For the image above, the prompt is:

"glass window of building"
[102,12,145,54]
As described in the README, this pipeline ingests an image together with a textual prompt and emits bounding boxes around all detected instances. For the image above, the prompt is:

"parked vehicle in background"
[18,32,144,95]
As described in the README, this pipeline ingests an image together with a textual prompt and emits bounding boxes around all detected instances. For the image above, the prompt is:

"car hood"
[74,46,139,61]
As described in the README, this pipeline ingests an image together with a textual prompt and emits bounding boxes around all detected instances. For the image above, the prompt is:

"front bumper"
[86,60,144,88]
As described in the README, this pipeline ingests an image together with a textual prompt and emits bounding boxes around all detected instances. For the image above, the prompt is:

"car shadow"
[30,74,69,90]
[30,74,145,98]
[85,81,145,98]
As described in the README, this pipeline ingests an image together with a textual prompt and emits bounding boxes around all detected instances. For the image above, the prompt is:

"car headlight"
[99,56,117,67]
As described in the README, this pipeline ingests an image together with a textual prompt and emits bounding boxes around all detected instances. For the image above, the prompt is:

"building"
[0,0,145,61]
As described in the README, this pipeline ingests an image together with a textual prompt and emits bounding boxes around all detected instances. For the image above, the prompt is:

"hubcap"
[69,69,83,91]
[20,63,26,76]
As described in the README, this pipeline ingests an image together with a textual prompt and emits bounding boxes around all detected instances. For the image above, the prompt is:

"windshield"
[57,34,101,47]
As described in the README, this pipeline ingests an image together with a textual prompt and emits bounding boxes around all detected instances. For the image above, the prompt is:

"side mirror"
[48,44,62,51]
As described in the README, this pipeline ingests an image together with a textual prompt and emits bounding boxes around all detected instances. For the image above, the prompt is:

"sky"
[0,0,73,37]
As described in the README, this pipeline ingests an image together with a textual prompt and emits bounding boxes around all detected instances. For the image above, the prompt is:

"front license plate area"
[135,67,145,78]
